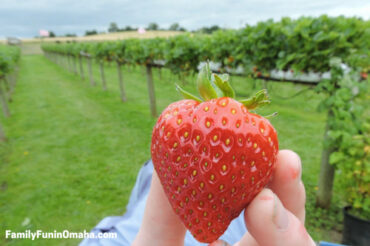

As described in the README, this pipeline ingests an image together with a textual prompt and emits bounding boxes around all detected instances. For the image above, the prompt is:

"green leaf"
[213,73,235,98]
[175,84,202,102]
[329,151,345,165]
[239,89,271,110]
[196,63,218,100]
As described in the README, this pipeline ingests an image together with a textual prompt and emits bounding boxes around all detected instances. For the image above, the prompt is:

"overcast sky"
[0,0,369,39]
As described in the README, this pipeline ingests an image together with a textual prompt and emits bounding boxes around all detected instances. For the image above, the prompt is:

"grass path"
[1,55,342,244]
[0,55,158,245]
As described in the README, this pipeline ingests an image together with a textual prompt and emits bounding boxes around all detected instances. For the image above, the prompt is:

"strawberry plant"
[151,64,278,242]
[316,56,370,219]
[0,45,20,77]
[164,34,203,76]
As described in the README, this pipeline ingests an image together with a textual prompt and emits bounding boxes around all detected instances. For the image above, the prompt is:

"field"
[0,54,344,245]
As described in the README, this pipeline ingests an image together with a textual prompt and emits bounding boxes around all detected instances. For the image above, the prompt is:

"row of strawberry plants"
[0,45,21,141]
[0,45,21,78]
[42,15,369,77]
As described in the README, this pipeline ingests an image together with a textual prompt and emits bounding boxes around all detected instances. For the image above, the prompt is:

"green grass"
[0,55,343,245]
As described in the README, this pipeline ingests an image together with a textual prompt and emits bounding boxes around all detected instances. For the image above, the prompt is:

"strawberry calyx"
[176,62,270,110]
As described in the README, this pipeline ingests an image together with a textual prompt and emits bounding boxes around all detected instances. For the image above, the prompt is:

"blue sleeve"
[80,160,246,246]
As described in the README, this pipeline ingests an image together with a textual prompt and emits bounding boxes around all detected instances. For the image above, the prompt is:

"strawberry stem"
[264,112,278,119]
[176,63,272,111]
[197,63,219,100]
[239,89,270,110]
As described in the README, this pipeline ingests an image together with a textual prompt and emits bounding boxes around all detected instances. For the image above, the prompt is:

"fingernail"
[208,240,230,246]
[273,194,289,230]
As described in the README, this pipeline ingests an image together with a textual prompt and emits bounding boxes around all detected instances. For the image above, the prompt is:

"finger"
[233,233,258,246]
[209,239,232,246]
[132,171,186,246]
[242,189,315,246]
[269,150,306,223]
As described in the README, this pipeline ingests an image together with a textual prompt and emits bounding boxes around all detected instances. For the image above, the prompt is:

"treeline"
[49,22,225,38]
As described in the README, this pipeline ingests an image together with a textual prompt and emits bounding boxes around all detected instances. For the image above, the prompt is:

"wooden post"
[66,55,70,71]
[73,56,78,75]
[99,62,107,90]
[79,57,85,80]
[0,79,10,117]
[68,55,73,73]
[116,62,126,102]
[0,122,6,142]
[64,55,69,70]
[4,76,12,102]
[316,110,335,208]
[146,65,157,117]
[87,57,96,86]
[262,79,267,89]
[158,68,162,80]
[252,79,257,89]
[57,54,61,66]
[62,55,67,69]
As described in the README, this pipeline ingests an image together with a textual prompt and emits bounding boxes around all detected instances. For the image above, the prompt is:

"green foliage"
[85,30,98,36]
[0,45,21,77]
[164,34,203,75]
[147,22,159,31]
[108,22,119,33]
[41,15,369,77]
[316,58,370,219]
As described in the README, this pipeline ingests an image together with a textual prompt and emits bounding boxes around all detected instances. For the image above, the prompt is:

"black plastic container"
[342,206,370,246]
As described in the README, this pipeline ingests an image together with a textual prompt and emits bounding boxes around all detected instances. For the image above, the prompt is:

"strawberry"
[151,64,279,243]
[361,72,368,79]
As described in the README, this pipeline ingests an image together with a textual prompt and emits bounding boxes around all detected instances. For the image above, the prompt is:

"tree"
[169,23,180,31]
[122,26,135,31]
[85,30,98,36]
[196,25,221,34]
[108,22,119,33]
[147,22,159,31]
[49,31,56,37]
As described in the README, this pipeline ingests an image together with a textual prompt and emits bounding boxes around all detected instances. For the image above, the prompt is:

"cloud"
[0,0,368,38]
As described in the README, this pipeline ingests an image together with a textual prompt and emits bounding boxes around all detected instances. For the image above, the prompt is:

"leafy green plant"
[316,57,370,219]
[0,45,21,77]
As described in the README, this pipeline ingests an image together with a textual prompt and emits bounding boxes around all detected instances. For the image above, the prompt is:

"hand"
[132,150,316,246]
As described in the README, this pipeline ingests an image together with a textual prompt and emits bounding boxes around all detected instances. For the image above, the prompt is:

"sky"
[0,0,369,39]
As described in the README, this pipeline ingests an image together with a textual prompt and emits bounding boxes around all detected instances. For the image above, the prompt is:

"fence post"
[99,61,107,90]
[73,56,78,75]
[316,109,335,208]
[62,55,67,70]
[0,79,10,117]
[145,65,157,117]
[116,62,126,102]
[0,122,6,142]
[157,67,162,80]
[262,79,267,89]
[87,57,96,86]
[4,76,13,102]
[68,55,73,73]
[79,57,85,80]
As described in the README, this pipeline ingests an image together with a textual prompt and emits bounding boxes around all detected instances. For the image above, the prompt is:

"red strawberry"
[151,64,279,243]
